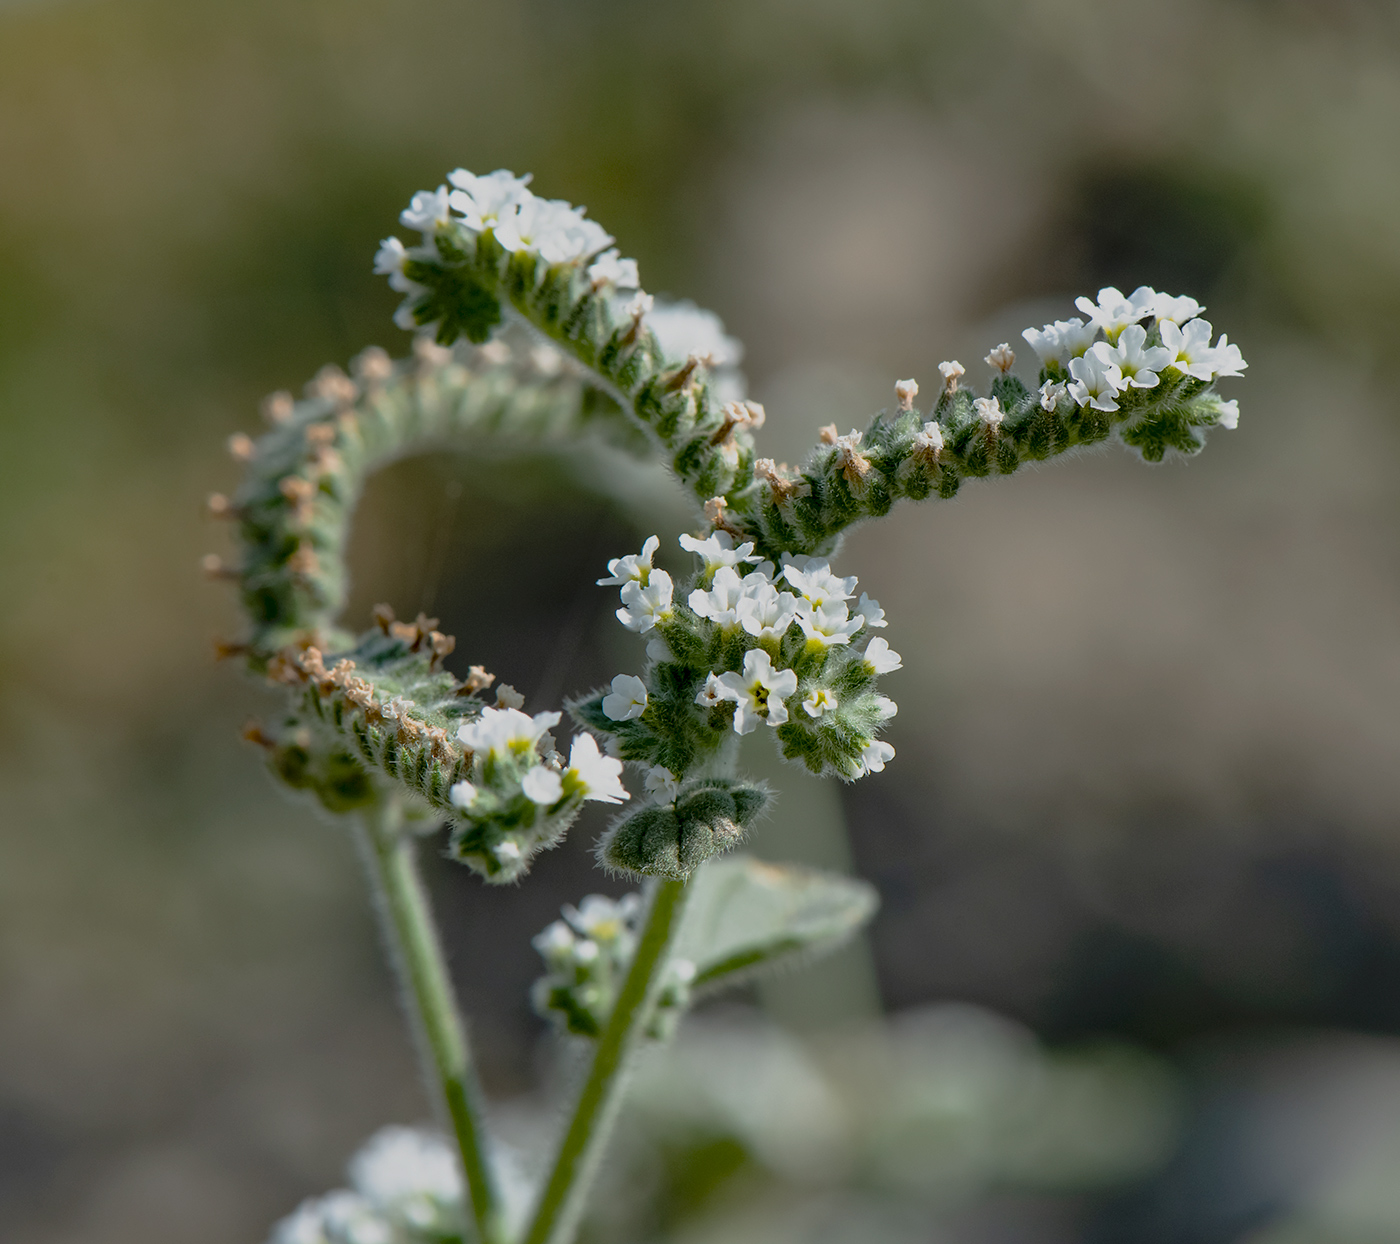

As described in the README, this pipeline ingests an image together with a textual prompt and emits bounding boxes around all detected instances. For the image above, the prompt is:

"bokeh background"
[4,1,1400,1241]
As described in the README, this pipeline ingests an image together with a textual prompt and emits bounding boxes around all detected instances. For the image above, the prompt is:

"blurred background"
[4,1,1400,1241]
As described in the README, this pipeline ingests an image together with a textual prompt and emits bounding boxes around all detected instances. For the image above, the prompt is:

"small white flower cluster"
[268,1127,463,1244]
[1022,286,1247,418]
[375,167,640,331]
[644,299,747,403]
[597,532,900,779]
[444,706,628,875]
[532,894,694,1038]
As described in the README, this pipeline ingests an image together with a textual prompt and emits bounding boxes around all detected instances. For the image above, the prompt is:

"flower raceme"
[583,533,900,784]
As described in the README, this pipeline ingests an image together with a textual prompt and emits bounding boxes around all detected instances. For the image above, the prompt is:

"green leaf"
[676,854,878,993]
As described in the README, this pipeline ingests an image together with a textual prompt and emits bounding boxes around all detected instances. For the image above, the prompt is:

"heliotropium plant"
[207,166,1246,1244]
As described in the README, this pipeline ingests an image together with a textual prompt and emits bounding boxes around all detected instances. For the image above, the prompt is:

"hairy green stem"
[359,799,503,1243]
[523,876,691,1244]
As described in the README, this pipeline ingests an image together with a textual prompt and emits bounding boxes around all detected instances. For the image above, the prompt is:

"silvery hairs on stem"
[212,164,1244,1244]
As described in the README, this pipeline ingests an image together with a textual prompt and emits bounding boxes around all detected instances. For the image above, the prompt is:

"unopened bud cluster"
[531,895,694,1040]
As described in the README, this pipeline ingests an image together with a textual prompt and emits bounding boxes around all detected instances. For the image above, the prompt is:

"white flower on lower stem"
[780,556,858,611]
[1075,286,1156,341]
[350,1127,461,1221]
[457,707,562,757]
[1215,398,1240,429]
[803,687,838,717]
[400,186,453,239]
[1157,318,1217,380]
[873,695,898,719]
[1068,352,1127,412]
[644,765,681,802]
[1022,317,1098,367]
[794,599,864,648]
[532,919,577,967]
[646,635,672,662]
[863,637,903,674]
[738,580,798,640]
[446,168,533,231]
[985,343,1015,373]
[712,649,799,734]
[449,780,479,810]
[680,530,760,576]
[1151,291,1206,325]
[1091,324,1173,389]
[565,734,630,803]
[857,739,895,775]
[938,360,965,392]
[597,535,660,587]
[602,674,648,721]
[566,893,641,940]
[272,1191,390,1244]
[855,593,887,628]
[617,569,674,632]
[521,766,565,805]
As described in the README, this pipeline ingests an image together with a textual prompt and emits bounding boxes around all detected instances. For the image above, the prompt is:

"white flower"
[680,530,760,576]
[400,186,453,238]
[1022,317,1098,366]
[646,635,672,662]
[803,687,838,717]
[695,672,729,708]
[457,707,562,756]
[565,894,641,943]
[857,739,895,775]
[688,565,751,629]
[564,733,630,804]
[597,535,660,587]
[645,300,743,368]
[873,695,898,719]
[1067,352,1127,412]
[863,637,903,674]
[1214,398,1240,430]
[587,248,640,290]
[616,569,674,632]
[1210,335,1248,378]
[895,378,919,410]
[1157,317,1217,380]
[854,592,887,628]
[912,420,944,457]
[737,580,799,640]
[794,599,865,648]
[373,237,420,294]
[350,1127,461,1217]
[601,674,648,721]
[1039,380,1067,411]
[711,649,799,734]
[448,780,479,810]
[492,195,577,258]
[733,582,800,640]
[780,556,858,610]
[938,360,965,392]
[534,917,579,968]
[1075,286,1156,341]
[522,766,565,805]
[974,396,1004,429]
[644,765,680,802]
[985,343,1015,373]
[1150,291,1206,324]
[1090,323,1173,389]
[446,168,533,230]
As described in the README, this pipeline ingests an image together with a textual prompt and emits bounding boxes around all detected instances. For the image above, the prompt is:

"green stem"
[359,799,503,1244]
[522,876,691,1244]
